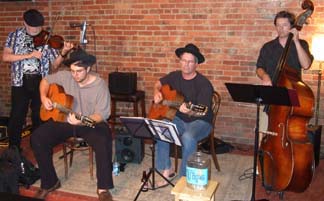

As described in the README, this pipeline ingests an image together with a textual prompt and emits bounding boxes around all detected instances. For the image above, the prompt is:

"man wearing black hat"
[153,43,214,183]
[30,48,113,201]
[2,9,73,150]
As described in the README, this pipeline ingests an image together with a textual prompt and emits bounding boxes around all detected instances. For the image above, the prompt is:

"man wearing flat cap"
[31,48,114,201]
[153,43,214,184]
[2,9,73,150]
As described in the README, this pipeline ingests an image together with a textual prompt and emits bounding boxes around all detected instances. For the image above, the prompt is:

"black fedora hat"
[23,9,44,27]
[175,43,205,64]
[63,48,96,67]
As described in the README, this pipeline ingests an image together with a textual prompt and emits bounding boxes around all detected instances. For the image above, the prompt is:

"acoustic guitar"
[40,84,96,128]
[148,84,208,120]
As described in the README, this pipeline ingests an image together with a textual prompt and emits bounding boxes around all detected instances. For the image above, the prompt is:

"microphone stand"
[69,21,88,49]
[251,98,269,201]
[80,21,88,49]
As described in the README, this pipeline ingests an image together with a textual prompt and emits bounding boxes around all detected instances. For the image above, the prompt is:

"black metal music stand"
[120,116,182,201]
[225,83,300,201]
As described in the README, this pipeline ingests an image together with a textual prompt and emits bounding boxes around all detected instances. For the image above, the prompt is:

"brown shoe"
[34,180,61,199]
[97,190,113,201]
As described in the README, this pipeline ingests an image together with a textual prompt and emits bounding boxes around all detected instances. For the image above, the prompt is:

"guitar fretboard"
[52,102,95,128]
[160,100,207,117]
[162,100,181,108]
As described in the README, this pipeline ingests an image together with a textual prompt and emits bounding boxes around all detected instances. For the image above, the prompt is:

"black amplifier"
[109,72,137,95]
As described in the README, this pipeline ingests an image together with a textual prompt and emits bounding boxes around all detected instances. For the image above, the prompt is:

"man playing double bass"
[255,9,315,194]
[256,10,313,132]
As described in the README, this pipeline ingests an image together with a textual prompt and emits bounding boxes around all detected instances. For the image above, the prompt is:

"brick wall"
[0,0,323,145]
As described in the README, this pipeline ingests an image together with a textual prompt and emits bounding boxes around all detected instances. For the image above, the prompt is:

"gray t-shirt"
[45,70,111,120]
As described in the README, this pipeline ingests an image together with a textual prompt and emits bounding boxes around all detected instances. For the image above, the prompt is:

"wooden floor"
[1,136,323,201]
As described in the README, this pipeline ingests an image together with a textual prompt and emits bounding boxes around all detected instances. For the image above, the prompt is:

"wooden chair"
[62,137,94,179]
[174,91,221,173]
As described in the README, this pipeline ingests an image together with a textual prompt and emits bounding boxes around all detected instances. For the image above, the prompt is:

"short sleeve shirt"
[45,71,111,121]
[160,71,214,124]
[256,37,313,79]
[5,27,58,86]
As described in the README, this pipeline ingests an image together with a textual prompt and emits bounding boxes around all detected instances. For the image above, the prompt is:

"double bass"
[259,0,315,193]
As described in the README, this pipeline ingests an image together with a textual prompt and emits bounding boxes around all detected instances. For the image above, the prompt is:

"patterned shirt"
[4,27,58,86]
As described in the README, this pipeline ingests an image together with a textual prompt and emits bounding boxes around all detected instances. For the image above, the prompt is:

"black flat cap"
[23,9,44,27]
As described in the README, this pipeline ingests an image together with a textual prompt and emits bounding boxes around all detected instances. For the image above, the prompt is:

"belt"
[23,74,41,80]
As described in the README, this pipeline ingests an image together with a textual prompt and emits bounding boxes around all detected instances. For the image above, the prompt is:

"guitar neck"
[53,102,82,120]
[162,100,199,110]
[162,100,182,108]
[161,100,207,117]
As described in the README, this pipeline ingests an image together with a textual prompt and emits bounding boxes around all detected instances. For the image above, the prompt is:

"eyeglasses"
[180,59,196,65]
[71,69,86,74]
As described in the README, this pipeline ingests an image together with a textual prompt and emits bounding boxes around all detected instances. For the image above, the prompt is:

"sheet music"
[120,116,182,146]
[145,119,182,146]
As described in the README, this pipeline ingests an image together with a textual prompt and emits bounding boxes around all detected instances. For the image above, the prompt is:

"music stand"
[120,116,182,201]
[225,83,299,201]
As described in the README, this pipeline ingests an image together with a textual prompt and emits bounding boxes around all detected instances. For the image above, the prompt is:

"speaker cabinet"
[115,132,144,164]
[109,72,137,95]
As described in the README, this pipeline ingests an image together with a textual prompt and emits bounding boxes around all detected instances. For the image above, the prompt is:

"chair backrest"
[198,91,221,144]
[211,91,221,124]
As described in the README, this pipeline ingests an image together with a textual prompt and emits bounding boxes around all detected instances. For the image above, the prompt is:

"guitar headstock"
[79,116,96,128]
[187,103,208,117]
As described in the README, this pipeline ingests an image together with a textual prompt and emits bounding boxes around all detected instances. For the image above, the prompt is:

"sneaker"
[34,180,61,199]
[97,190,113,201]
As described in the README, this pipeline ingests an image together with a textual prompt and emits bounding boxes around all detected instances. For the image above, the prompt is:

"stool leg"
[63,144,68,179]
[111,100,116,117]
[134,101,139,116]
[141,99,146,117]
[89,146,94,179]
[111,100,116,131]
[69,148,74,167]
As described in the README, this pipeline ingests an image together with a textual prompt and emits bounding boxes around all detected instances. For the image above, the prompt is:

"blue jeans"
[155,116,212,176]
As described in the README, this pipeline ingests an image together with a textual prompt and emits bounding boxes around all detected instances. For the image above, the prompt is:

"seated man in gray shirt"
[31,48,113,201]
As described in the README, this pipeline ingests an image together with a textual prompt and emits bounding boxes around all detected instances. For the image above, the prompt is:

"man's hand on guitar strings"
[41,96,54,110]
[153,91,163,104]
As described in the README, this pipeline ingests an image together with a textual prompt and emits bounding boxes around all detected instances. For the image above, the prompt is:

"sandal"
[167,172,177,180]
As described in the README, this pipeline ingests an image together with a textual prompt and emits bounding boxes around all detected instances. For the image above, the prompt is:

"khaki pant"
[259,106,269,145]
